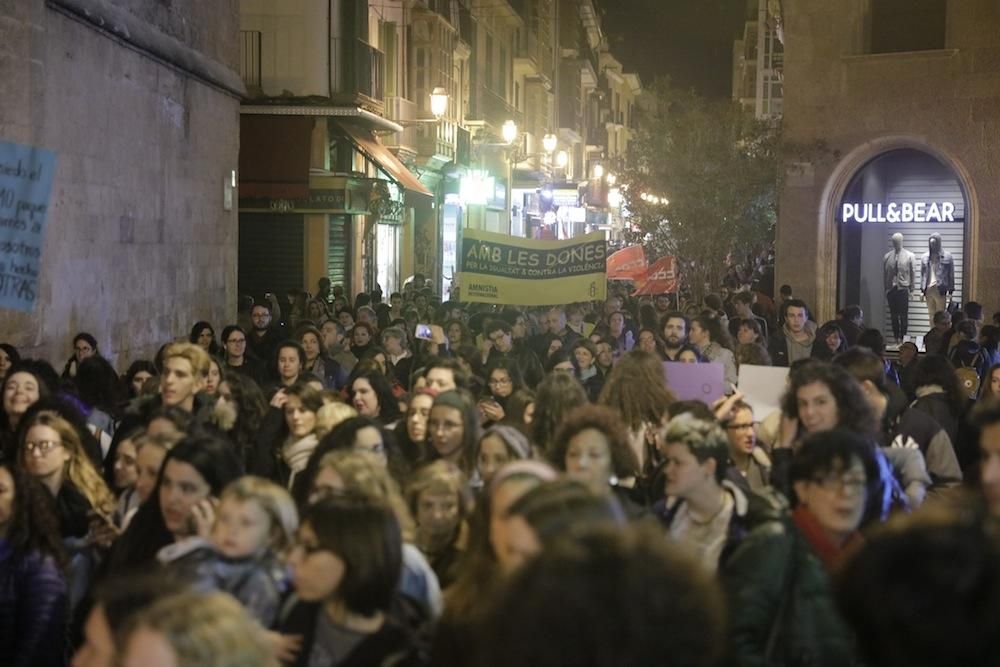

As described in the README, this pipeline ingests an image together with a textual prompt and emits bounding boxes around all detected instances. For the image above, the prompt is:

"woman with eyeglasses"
[478,359,524,428]
[723,428,875,667]
[19,410,115,612]
[219,325,265,385]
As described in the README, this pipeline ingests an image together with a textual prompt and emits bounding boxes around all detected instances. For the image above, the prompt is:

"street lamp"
[430,87,449,119]
[542,133,558,154]
[606,173,617,186]
[555,150,568,169]
[593,164,604,179]
[502,120,519,144]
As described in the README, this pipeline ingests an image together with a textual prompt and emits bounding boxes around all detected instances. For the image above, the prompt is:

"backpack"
[955,365,981,400]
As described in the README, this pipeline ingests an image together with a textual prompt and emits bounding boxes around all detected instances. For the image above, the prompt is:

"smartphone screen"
[415,323,433,340]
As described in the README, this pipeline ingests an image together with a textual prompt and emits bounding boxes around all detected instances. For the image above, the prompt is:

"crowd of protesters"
[2,271,1000,666]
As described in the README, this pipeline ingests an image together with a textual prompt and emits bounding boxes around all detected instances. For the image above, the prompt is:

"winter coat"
[722,514,861,667]
[0,540,68,667]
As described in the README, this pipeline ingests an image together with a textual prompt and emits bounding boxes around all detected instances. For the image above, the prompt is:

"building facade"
[0,0,242,364]
[777,0,1000,347]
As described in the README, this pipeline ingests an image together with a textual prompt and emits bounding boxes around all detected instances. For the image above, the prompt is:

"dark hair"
[485,358,525,396]
[95,573,186,634]
[675,344,706,362]
[782,298,810,321]
[124,360,158,399]
[843,305,863,322]
[348,368,402,424]
[551,405,639,480]
[109,433,243,570]
[780,284,793,297]
[599,350,675,432]
[781,361,876,436]
[543,349,573,373]
[833,346,888,393]
[666,400,715,421]
[814,321,847,360]
[217,372,267,466]
[0,458,66,572]
[147,405,195,434]
[273,341,307,377]
[425,357,469,390]
[913,354,967,416]
[788,427,879,506]
[484,319,512,336]
[532,373,588,457]
[0,343,21,374]
[836,512,1000,667]
[188,321,219,356]
[73,332,98,351]
[301,495,402,616]
[933,310,952,325]
[283,380,324,414]
[219,325,248,348]
[732,291,754,306]
[659,311,690,338]
[76,355,124,416]
[476,523,724,667]
[692,315,733,350]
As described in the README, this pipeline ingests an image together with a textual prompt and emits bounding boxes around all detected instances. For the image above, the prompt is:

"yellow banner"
[457,229,607,305]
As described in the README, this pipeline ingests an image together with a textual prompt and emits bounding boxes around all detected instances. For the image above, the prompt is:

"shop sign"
[841,201,956,224]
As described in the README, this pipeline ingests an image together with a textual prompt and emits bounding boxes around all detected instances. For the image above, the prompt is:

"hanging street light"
[430,87,449,119]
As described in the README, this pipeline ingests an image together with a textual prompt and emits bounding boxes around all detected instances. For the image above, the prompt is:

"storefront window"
[838,148,966,349]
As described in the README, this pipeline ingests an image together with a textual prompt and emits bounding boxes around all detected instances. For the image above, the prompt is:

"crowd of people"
[2,272,1000,666]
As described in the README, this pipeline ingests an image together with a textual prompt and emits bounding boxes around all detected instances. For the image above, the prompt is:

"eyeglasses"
[25,440,62,456]
[812,473,867,494]
[488,377,512,386]
[725,422,755,431]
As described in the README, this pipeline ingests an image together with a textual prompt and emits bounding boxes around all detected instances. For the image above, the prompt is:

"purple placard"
[663,362,726,405]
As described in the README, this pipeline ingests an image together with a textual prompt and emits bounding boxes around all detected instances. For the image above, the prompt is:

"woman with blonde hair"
[19,410,116,611]
[118,590,277,667]
[599,350,676,477]
[314,401,358,439]
[308,450,443,617]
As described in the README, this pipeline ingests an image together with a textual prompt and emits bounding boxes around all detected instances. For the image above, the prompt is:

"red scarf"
[791,506,864,572]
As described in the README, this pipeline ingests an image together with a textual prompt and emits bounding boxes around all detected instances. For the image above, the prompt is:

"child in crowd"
[157,476,298,627]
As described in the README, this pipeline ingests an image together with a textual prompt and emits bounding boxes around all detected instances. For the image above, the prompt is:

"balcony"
[417,120,458,163]
[330,38,385,113]
[383,96,419,152]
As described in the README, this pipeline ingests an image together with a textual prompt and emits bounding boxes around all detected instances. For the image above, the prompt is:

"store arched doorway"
[838,148,968,349]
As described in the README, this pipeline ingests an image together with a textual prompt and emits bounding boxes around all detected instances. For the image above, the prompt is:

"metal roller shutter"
[238,213,305,302]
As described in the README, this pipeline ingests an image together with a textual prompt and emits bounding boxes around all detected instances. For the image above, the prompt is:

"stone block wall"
[0,0,241,370]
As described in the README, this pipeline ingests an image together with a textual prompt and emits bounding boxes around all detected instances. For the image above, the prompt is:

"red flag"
[606,245,647,281]
[633,256,678,295]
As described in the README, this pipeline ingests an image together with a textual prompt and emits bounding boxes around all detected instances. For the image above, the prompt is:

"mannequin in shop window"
[921,232,955,322]
[883,232,917,343]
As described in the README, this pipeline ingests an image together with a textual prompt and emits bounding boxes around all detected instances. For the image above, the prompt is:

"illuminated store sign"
[842,201,956,223]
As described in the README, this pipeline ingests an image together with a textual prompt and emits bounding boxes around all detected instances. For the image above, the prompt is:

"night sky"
[597,0,749,99]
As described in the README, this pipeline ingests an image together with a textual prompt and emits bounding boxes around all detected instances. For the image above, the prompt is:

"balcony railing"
[331,38,385,103]
[239,30,261,92]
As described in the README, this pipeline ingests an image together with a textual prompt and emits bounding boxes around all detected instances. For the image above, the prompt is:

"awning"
[335,122,433,209]
[239,115,313,199]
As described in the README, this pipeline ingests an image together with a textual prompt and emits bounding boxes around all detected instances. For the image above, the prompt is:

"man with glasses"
[719,400,771,493]
[482,319,543,390]
[247,298,284,364]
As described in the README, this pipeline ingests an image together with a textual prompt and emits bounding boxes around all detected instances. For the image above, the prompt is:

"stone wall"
[0,0,241,370]
[777,0,1000,322]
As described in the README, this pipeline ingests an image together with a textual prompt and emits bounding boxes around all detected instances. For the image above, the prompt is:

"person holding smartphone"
[479,360,525,427]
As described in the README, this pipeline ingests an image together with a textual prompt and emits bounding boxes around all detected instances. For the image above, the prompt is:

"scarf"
[791,505,863,572]
[282,433,319,488]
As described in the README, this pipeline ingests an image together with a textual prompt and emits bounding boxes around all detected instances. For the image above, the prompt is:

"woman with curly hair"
[811,321,848,361]
[0,458,68,666]
[552,404,645,511]
[599,350,676,477]
[348,367,403,426]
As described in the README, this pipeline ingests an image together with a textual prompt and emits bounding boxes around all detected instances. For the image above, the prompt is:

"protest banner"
[663,362,725,404]
[737,364,789,420]
[458,228,607,305]
[633,255,678,295]
[0,140,57,312]
[606,244,647,281]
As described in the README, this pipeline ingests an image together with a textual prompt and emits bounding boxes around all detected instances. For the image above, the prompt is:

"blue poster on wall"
[0,140,57,312]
